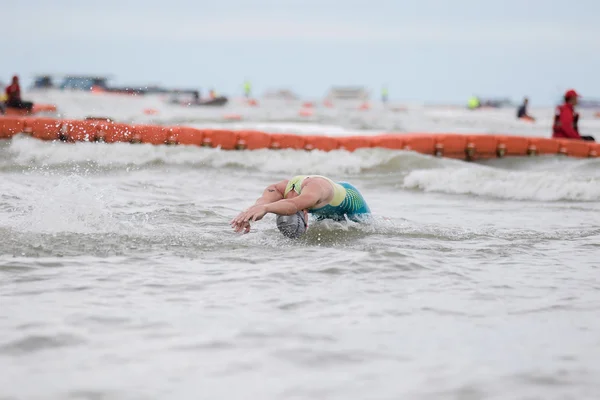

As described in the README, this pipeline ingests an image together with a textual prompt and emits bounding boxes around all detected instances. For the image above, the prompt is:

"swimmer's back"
[284,175,370,221]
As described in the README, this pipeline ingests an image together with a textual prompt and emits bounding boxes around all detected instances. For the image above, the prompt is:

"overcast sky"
[1,0,598,104]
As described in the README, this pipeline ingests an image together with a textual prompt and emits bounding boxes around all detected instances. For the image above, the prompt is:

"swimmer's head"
[276,211,308,239]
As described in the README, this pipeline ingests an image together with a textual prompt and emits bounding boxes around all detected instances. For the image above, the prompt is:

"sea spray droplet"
[12,174,119,234]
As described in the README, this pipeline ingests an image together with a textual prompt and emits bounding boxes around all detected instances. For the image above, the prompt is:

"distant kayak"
[519,115,536,123]
[171,96,228,107]
[3,103,57,116]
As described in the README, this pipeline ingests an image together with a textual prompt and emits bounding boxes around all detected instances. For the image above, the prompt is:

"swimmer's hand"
[230,205,268,233]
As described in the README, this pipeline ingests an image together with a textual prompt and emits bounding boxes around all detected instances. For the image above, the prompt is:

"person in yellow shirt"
[381,86,388,103]
[467,96,480,110]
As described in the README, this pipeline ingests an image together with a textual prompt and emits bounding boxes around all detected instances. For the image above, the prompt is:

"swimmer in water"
[230,175,371,233]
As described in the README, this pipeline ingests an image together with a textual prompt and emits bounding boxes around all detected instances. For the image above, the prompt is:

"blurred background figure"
[4,75,34,112]
[552,89,594,141]
[517,97,535,122]
[467,95,480,110]
[243,80,251,98]
[192,90,200,103]
[381,85,388,104]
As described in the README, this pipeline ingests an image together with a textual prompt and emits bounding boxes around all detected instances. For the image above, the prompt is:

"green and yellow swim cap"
[284,176,306,196]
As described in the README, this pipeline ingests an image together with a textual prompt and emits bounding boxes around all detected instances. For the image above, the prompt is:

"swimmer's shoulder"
[303,176,340,204]
[306,175,335,184]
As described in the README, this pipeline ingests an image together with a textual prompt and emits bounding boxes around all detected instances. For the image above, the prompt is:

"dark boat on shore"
[171,96,229,107]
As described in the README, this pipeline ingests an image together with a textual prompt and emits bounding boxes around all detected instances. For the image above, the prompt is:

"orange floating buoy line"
[0,116,599,160]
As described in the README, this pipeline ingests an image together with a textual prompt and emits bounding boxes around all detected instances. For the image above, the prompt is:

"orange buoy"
[25,117,63,141]
[202,129,238,149]
[33,104,57,113]
[270,134,306,150]
[557,139,594,158]
[235,130,272,150]
[496,136,529,157]
[466,135,498,159]
[60,120,99,142]
[303,136,340,152]
[134,124,169,145]
[0,117,25,139]
[95,121,134,143]
[434,134,468,158]
[402,135,436,155]
[91,85,105,94]
[166,126,204,146]
[338,136,374,152]
[527,137,560,155]
[372,134,405,150]
[143,108,159,115]
[223,114,242,121]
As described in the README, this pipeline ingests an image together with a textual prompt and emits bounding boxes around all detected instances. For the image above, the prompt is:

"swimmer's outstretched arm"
[252,180,287,206]
[230,183,321,233]
[263,191,320,216]
[230,180,287,233]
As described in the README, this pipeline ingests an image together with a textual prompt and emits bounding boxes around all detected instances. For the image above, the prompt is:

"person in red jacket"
[4,75,33,112]
[552,89,594,141]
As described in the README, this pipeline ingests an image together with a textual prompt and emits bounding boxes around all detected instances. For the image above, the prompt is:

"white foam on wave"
[10,135,600,202]
[403,164,600,202]
[7,134,428,176]
[3,136,384,172]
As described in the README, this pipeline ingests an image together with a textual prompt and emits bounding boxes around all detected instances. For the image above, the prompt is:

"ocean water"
[1,91,600,400]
